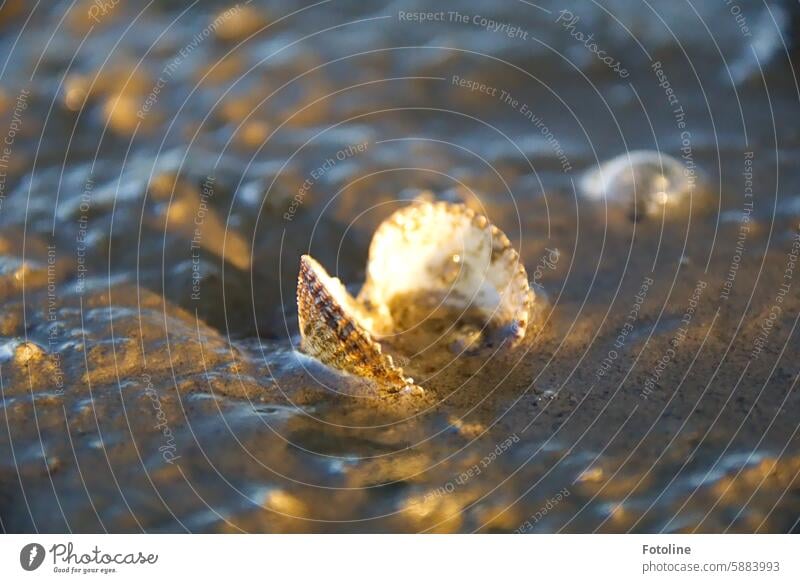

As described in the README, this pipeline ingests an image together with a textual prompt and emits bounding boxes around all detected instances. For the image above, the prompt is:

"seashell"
[580,150,709,220]
[296,255,415,391]
[296,201,534,391]
[358,202,533,341]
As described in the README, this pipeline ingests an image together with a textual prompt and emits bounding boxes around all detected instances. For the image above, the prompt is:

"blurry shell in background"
[296,201,534,391]
[580,150,710,220]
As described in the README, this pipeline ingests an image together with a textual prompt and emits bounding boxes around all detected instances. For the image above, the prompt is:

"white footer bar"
[0,534,797,582]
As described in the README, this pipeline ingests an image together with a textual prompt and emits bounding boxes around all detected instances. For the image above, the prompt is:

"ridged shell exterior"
[358,201,533,343]
[296,255,413,390]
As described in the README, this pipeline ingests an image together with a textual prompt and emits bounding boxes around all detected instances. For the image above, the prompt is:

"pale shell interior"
[357,202,532,341]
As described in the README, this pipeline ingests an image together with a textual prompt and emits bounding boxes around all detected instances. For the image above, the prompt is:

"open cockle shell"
[296,201,534,391]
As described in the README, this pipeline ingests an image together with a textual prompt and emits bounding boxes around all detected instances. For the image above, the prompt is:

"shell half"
[296,201,534,391]
[296,255,414,391]
[358,202,533,342]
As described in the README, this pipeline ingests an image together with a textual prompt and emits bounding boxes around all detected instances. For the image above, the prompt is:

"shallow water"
[0,0,799,532]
